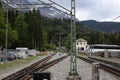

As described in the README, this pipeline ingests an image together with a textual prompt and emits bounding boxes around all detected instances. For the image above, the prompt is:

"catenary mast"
[69,0,78,76]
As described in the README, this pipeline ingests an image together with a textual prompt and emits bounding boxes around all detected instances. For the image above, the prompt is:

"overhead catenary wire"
[3,0,52,9]
[112,16,120,21]
[38,0,70,15]
[3,0,70,16]
[48,0,71,12]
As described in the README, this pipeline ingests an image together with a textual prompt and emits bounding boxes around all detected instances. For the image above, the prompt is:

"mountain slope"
[80,20,120,32]
[1,0,70,19]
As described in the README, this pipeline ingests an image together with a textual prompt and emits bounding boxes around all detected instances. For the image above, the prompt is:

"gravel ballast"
[45,55,119,80]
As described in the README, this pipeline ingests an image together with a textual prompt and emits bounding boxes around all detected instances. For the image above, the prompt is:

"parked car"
[27,50,37,57]
[17,50,28,58]
[6,52,18,61]
[0,54,4,63]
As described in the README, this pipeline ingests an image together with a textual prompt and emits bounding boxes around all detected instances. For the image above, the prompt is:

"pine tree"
[14,13,28,47]
[0,7,18,48]
[25,9,47,51]
[8,9,16,29]
[0,6,5,46]
[0,0,2,8]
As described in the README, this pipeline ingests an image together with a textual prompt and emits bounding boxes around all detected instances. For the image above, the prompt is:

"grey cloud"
[41,0,120,21]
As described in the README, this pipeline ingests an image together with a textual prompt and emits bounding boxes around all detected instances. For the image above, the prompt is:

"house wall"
[76,41,88,52]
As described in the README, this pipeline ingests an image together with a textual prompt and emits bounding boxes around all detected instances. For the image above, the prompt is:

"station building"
[76,38,89,52]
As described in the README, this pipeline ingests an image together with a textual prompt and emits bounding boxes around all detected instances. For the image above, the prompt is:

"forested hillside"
[80,20,120,32]
[0,1,120,51]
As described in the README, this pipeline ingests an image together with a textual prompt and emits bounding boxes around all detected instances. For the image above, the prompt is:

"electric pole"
[68,0,80,79]
[69,0,77,75]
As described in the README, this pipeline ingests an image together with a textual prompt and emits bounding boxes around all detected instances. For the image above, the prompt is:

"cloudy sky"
[42,0,120,22]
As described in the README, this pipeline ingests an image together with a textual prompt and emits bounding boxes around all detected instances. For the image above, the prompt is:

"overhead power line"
[48,0,71,12]
[112,16,120,20]
[38,0,70,15]
[3,0,52,9]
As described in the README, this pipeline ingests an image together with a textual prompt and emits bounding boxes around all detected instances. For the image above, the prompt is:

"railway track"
[39,54,69,71]
[2,54,119,80]
[19,54,69,80]
[88,57,120,68]
[77,55,120,76]
[2,54,54,80]
[2,54,68,80]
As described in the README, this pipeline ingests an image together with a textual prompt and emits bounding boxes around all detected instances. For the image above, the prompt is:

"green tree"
[8,9,18,29]
[0,0,2,8]
[25,9,47,51]
[0,8,6,46]
[14,13,28,47]
[0,8,18,47]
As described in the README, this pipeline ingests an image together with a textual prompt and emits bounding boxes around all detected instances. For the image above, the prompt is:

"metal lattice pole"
[69,0,78,76]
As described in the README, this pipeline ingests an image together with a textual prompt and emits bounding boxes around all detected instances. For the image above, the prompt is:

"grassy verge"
[0,56,41,71]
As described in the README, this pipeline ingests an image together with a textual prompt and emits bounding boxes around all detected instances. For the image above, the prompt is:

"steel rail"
[99,63,120,76]
[39,55,69,71]
[2,54,69,80]
[88,57,120,68]
[2,54,54,80]
[19,55,69,80]
[77,55,120,76]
